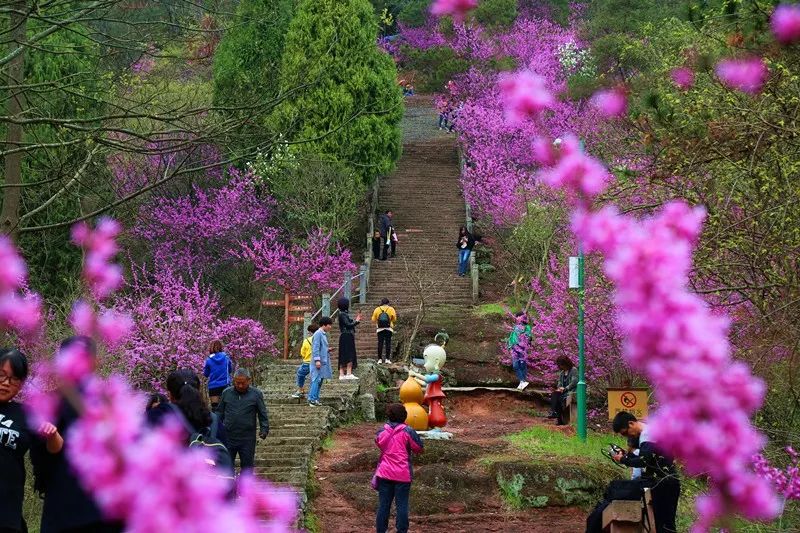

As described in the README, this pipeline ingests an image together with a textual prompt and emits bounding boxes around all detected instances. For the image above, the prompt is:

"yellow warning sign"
[607,387,649,420]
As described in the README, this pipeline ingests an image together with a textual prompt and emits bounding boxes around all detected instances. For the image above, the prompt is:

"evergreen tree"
[272,0,403,184]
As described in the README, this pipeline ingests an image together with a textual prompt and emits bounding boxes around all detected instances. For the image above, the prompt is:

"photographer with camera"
[609,412,680,533]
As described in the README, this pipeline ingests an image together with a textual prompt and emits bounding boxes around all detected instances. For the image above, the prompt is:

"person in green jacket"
[507,312,532,390]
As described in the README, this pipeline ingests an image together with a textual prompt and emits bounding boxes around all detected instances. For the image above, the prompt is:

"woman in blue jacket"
[203,340,233,411]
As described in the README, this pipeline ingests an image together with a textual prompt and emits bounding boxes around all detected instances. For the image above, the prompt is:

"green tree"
[272,0,403,184]
[213,0,295,106]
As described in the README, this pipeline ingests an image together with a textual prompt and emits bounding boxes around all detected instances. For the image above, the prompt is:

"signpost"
[262,289,313,359]
[607,387,649,420]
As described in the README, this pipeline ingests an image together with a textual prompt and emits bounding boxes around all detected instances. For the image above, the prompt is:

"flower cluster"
[430,0,478,23]
[0,237,42,338]
[11,220,298,532]
[753,448,800,501]
[557,40,594,77]
[715,57,769,94]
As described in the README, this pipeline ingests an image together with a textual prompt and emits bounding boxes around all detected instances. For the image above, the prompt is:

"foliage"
[271,0,403,184]
[233,228,356,295]
[397,0,431,27]
[112,265,277,392]
[507,425,625,459]
[249,144,366,244]
[400,45,471,92]
[474,0,518,30]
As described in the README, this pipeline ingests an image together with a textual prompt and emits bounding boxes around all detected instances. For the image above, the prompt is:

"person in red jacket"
[374,403,424,533]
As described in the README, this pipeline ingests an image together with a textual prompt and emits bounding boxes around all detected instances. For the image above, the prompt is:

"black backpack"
[377,307,391,328]
[189,428,235,480]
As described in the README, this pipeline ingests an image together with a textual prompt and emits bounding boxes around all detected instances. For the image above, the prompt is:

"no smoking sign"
[620,392,637,408]
[607,387,649,420]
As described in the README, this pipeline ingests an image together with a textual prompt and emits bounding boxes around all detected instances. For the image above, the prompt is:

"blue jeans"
[308,376,324,402]
[376,478,411,533]
[512,358,527,382]
[458,249,471,275]
[296,363,310,388]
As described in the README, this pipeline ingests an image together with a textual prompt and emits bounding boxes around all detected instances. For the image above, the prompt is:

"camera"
[609,444,626,458]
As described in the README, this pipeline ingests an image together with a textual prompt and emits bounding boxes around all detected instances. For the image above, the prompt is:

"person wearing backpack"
[203,339,233,412]
[371,298,397,364]
[292,324,319,399]
[166,369,234,480]
[217,368,269,472]
[374,403,424,533]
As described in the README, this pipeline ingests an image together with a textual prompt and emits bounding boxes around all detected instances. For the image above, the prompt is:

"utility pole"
[576,246,587,441]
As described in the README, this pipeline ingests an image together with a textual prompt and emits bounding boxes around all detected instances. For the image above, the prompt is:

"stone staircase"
[331,97,474,360]
[254,360,361,507]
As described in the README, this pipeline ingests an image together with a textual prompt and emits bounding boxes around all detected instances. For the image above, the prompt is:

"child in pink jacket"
[374,404,424,533]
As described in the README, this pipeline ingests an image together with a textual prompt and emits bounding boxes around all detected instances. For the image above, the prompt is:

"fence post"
[303,312,312,333]
[470,253,479,304]
[344,270,353,300]
[322,293,331,317]
[359,264,368,304]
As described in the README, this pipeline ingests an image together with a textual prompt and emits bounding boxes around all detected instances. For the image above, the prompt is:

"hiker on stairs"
[309,317,334,407]
[337,297,362,380]
[379,210,393,260]
[292,324,318,399]
[372,298,397,364]
[217,368,269,472]
[456,226,481,277]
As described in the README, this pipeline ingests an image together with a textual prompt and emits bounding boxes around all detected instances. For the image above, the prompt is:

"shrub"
[401,45,470,92]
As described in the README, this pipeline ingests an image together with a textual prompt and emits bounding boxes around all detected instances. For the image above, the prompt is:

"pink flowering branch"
[495,66,781,530]
[3,220,298,531]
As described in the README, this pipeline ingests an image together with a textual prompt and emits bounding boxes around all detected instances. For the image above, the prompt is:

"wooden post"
[359,265,368,304]
[283,288,290,359]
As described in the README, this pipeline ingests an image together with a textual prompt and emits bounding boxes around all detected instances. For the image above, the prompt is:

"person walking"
[547,356,578,426]
[374,403,424,533]
[390,227,398,258]
[337,297,362,380]
[371,298,397,364]
[292,324,318,399]
[1,349,63,533]
[507,312,531,390]
[456,226,480,277]
[203,339,233,411]
[309,317,334,407]
[217,368,269,472]
[372,230,382,260]
[379,211,393,260]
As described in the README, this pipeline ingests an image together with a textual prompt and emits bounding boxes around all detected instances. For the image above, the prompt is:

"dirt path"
[310,392,587,532]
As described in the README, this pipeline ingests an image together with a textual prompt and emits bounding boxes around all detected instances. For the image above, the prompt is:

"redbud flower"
[430,0,478,23]
[498,71,555,123]
[771,4,800,44]
[716,57,769,94]
[671,67,695,90]
[591,87,627,117]
[96,309,133,348]
[54,341,94,385]
[0,236,26,292]
[69,300,96,337]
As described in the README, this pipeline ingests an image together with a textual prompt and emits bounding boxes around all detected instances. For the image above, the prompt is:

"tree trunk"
[1,1,27,239]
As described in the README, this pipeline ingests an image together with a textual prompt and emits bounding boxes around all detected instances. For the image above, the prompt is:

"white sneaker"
[377,359,384,364]
[339,375,347,380]
[346,374,359,380]
[517,381,529,390]
[384,360,391,365]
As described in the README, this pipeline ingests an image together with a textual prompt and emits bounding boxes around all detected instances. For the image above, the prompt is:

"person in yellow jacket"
[371,298,397,364]
[292,323,319,398]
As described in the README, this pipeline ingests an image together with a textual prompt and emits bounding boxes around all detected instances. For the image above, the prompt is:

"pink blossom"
[0,236,26,292]
[716,57,769,94]
[538,151,610,202]
[591,88,628,117]
[498,71,555,123]
[671,67,695,90]
[96,310,133,348]
[430,0,478,23]
[70,300,96,337]
[771,4,800,44]
[54,341,94,385]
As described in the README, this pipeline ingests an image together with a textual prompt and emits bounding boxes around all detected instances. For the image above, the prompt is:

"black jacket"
[217,386,269,441]
[456,231,481,251]
[338,310,359,334]
[379,214,392,237]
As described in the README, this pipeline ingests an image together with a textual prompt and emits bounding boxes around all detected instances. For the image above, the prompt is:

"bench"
[562,392,578,425]
[601,488,656,533]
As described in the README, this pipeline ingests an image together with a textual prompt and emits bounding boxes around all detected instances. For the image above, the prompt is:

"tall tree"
[271,0,403,184]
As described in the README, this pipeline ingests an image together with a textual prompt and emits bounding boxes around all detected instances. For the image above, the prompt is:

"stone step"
[255,454,309,467]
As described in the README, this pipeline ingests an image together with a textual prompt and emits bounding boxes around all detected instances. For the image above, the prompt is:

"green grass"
[303,510,322,533]
[321,435,335,450]
[473,303,508,316]
[506,425,625,460]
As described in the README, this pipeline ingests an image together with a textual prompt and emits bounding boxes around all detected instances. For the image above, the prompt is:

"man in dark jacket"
[217,368,269,471]
[379,210,393,260]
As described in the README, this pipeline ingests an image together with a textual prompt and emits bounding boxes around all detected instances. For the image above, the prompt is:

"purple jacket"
[375,422,424,483]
